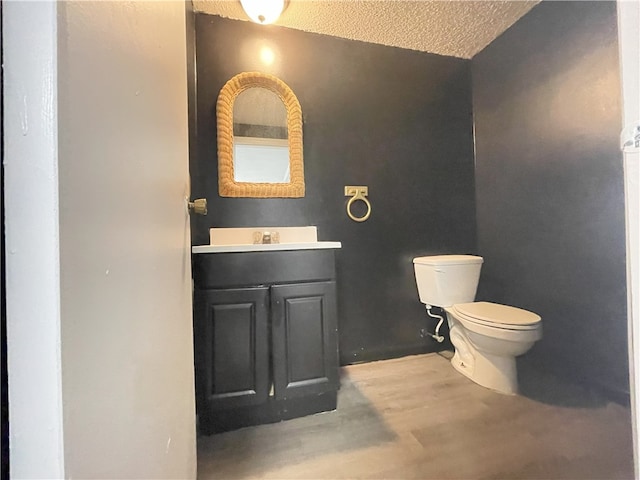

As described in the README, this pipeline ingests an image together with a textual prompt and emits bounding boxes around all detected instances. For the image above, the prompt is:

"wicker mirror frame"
[217,72,304,198]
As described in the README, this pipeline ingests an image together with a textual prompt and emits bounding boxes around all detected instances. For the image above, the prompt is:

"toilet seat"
[451,302,541,331]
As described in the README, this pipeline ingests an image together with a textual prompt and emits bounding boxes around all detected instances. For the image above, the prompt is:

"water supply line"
[424,305,445,343]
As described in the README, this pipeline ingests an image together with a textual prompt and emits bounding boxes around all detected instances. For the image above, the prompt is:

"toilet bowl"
[445,301,542,394]
[413,255,542,395]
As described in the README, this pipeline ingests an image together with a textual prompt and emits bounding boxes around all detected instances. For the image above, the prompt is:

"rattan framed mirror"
[217,72,304,198]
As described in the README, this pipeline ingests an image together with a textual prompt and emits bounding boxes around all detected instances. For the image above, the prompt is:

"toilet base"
[450,347,518,395]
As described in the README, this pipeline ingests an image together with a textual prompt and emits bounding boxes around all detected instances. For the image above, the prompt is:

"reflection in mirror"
[217,71,304,198]
[233,88,289,183]
[234,137,290,182]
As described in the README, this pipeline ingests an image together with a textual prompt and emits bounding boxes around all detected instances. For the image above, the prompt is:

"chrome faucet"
[253,231,280,244]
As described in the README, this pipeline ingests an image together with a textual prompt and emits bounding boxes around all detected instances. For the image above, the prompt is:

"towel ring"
[345,186,371,222]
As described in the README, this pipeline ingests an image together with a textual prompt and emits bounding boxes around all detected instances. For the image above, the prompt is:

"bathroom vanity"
[192,239,341,434]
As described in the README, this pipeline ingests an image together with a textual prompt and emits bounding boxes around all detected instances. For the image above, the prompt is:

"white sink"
[192,226,341,254]
[192,242,342,254]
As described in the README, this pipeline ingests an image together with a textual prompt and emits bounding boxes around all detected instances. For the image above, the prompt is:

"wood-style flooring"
[197,353,634,479]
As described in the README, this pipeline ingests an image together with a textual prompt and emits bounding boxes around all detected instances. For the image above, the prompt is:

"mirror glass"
[217,72,304,198]
[233,88,289,183]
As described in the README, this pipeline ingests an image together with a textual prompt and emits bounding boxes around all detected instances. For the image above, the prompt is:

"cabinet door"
[271,282,339,399]
[194,287,269,410]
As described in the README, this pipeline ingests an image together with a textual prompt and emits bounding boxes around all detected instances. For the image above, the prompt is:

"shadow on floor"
[197,371,397,479]
[517,358,613,408]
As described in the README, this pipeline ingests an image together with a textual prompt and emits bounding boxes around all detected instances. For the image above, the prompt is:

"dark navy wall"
[472,1,628,399]
[190,15,477,364]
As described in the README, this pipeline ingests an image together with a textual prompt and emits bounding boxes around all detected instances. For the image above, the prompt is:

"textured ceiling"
[193,1,539,59]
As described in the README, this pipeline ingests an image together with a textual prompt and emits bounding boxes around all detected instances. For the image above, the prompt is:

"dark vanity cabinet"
[192,249,340,434]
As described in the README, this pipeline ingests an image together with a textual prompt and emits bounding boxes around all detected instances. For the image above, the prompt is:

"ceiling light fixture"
[240,0,285,25]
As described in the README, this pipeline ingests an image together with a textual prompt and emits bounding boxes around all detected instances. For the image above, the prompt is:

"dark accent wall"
[472,1,628,399]
[190,15,477,364]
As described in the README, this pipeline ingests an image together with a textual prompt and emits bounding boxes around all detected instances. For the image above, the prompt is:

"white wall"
[618,0,640,477]
[5,1,196,478]
[56,2,196,478]
[3,2,65,477]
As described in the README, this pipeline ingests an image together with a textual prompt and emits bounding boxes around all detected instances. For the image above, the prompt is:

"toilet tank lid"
[413,255,483,266]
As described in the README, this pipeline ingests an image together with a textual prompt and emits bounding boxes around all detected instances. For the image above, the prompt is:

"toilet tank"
[413,255,483,307]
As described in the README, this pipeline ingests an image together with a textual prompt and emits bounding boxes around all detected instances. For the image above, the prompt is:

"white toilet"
[413,255,542,395]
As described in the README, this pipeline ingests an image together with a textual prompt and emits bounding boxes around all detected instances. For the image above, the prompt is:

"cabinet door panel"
[194,287,269,410]
[271,282,339,399]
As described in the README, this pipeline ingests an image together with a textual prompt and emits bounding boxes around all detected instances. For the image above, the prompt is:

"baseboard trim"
[340,342,447,366]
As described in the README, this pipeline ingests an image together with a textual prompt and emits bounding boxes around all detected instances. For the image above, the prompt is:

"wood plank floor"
[197,353,634,479]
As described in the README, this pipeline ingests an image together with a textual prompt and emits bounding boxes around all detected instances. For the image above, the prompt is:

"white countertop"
[192,241,342,254]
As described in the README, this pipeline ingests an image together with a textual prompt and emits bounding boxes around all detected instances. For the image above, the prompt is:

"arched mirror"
[217,72,304,197]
